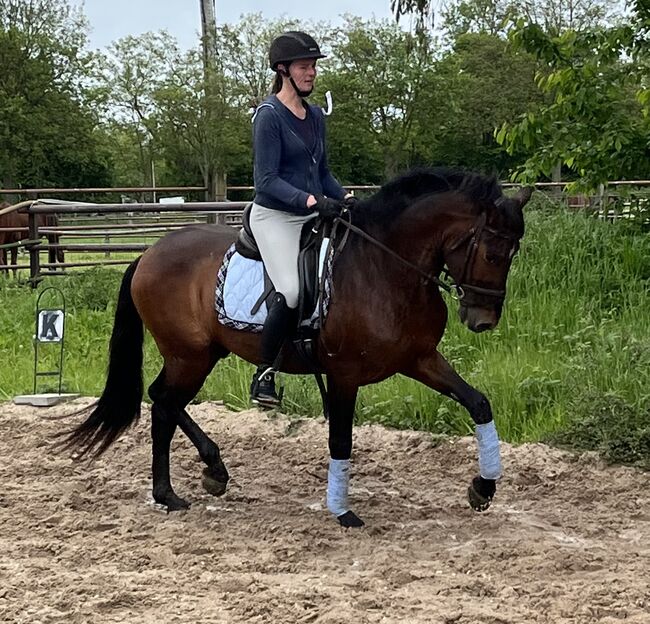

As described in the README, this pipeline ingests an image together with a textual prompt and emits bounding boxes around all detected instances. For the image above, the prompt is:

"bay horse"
[62,168,532,528]
[0,202,64,276]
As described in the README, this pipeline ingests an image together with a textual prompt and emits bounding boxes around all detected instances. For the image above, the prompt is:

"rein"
[334,209,519,303]
[333,215,456,295]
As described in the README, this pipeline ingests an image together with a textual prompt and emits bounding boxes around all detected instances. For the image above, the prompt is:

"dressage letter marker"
[14,286,78,406]
[37,310,64,342]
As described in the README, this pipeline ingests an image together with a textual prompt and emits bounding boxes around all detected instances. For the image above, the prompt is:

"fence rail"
[1,185,648,285]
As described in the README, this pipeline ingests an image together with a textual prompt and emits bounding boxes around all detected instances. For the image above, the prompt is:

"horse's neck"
[335,211,446,305]
[384,202,459,272]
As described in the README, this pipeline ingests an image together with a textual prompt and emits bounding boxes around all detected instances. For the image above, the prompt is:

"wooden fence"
[0,181,648,285]
[0,200,248,285]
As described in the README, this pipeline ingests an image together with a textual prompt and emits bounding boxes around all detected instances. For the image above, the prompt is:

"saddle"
[235,203,326,328]
[234,203,330,372]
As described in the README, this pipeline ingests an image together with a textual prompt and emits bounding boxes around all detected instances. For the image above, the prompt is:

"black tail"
[60,258,144,458]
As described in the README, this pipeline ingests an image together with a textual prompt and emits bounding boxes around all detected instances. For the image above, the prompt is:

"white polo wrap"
[476,420,502,480]
[327,458,350,517]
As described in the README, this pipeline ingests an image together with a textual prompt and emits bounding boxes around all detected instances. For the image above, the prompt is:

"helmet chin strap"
[290,77,312,97]
[279,67,312,98]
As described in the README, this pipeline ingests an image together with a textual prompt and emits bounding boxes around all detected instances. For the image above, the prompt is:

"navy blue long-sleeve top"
[252,95,347,216]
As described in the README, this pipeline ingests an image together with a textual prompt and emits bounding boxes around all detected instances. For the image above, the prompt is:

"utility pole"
[200,0,217,77]
[199,0,226,203]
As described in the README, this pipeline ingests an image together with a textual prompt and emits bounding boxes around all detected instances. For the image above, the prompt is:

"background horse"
[62,168,532,528]
[0,202,64,277]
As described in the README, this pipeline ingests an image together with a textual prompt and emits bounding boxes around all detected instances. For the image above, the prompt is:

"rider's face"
[287,59,317,91]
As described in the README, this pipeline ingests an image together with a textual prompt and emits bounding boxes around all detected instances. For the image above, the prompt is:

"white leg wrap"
[327,459,350,517]
[476,420,502,480]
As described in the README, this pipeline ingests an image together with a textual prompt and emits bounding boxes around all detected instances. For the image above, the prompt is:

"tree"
[154,47,250,196]
[95,29,253,196]
[514,0,620,35]
[320,17,437,181]
[496,8,649,189]
[95,32,182,188]
[0,0,112,189]
[217,13,301,109]
[393,0,620,41]
[419,32,541,173]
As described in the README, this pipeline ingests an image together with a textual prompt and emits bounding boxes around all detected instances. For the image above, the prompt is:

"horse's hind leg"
[326,379,364,528]
[150,398,188,510]
[404,351,499,512]
[149,352,229,511]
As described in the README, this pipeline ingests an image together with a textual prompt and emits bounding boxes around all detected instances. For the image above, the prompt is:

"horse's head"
[443,186,533,333]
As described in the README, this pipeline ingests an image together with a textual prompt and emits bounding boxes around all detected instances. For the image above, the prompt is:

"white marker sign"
[37,309,64,342]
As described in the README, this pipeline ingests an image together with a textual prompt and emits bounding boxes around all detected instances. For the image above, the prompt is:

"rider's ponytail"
[271,72,283,94]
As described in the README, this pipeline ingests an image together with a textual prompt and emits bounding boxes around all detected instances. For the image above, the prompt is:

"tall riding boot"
[250,293,295,407]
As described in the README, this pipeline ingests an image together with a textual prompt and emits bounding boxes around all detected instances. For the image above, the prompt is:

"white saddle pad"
[214,242,332,333]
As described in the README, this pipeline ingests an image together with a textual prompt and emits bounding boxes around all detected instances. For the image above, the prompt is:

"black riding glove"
[314,195,345,219]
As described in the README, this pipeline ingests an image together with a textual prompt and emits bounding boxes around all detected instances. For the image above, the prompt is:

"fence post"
[207,171,228,225]
[27,210,40,288]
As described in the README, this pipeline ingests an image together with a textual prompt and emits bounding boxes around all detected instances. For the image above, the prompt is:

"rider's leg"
[248,204,315,407]
[251,293,296,406]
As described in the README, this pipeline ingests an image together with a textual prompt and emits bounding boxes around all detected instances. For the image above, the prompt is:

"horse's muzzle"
[459,305,499,333]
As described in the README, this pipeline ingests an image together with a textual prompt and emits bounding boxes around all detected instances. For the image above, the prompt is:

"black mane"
[353,167,503,227]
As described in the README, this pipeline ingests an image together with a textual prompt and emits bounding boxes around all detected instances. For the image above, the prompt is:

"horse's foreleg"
[326,380,364,528]
[11,247,17,279]
[405,351,499,512]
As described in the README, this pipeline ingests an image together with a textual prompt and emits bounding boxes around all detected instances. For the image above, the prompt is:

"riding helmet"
[269,31,326,70]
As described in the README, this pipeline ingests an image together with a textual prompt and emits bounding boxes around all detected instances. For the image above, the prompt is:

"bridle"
[443,210,520,305]
[333,207,520,305]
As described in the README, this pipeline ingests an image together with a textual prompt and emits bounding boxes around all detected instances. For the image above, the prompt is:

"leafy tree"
[419,32,541,174]
[154,47,250,195]
[0,0,112,189]
[394,0,621,39]
[496,7,648,190]
[514,0,620,34]
[95,30,251,197]
[217,13,302,109]
[320,17,436,181]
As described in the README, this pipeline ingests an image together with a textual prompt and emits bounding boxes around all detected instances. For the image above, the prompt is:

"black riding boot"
[250,293,295,408]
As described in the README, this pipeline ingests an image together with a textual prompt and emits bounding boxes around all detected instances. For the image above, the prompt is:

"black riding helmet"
[269,31,326,71]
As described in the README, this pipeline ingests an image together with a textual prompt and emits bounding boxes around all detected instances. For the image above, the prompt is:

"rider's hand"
[343,194,358,209]
[313,195,345,219]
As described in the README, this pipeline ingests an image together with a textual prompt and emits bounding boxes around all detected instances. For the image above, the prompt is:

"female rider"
[249,31,355,407]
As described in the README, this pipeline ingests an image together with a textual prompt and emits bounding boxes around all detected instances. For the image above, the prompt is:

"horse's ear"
[514,186,534,209]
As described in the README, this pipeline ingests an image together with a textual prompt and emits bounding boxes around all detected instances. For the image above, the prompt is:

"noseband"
[334,209,519,305]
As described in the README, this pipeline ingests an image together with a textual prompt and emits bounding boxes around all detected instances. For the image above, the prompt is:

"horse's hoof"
[337,510,365,528]
[202,467,228,497]
[154,491,190,512]
[467,476,494,512]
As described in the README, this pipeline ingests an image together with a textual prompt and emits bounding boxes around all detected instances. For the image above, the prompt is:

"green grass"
[1,200,648,467]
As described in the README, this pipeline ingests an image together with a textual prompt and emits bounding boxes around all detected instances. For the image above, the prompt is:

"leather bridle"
[444,211,520,305]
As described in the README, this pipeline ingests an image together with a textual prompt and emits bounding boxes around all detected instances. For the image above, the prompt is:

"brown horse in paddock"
[0,202,64,276]
[62,168,532,527]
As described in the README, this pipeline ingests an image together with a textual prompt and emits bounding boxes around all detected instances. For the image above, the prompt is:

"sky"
[70,0,401,51]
